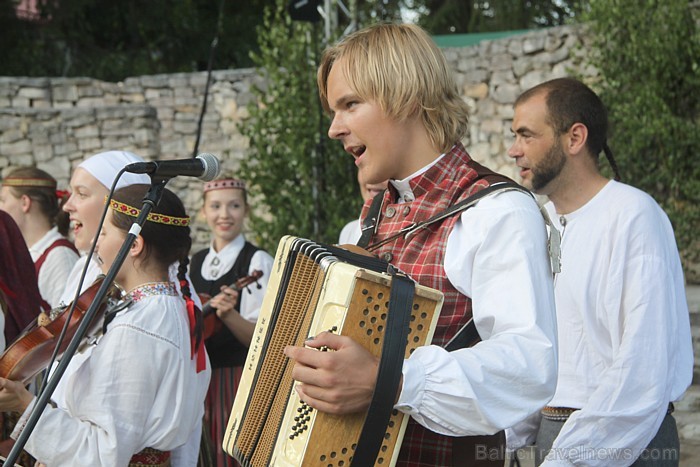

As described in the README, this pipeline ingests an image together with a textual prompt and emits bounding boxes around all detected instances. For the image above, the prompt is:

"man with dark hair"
[507,77,693,466]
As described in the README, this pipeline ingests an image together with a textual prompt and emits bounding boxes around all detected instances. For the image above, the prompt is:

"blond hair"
[317,23,469,153]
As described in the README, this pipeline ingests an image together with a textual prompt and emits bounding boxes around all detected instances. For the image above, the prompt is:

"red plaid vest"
[360,143,510,466]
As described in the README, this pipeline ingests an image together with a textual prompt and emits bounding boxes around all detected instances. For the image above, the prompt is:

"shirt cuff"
[11,397,38,440]
[394,357,424,415]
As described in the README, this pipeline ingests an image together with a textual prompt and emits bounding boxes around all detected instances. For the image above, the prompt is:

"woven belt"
[541,406,579,421]
[542,403,675,422]
[129,448,171,467]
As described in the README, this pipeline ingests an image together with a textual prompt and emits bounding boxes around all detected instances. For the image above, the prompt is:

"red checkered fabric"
[361,142,511,466]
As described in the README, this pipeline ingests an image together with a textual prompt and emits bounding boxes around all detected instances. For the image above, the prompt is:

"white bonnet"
[77,150,150,190]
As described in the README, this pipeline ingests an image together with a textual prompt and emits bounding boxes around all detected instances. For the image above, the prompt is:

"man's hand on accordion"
[284,331,395,415]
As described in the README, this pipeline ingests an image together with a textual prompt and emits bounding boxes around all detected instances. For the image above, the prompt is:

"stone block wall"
[0,24,592,246]
[1,21,698,385]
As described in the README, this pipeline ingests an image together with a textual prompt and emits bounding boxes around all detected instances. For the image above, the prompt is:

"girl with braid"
[189,175,272,467]
[5,150,206,466]
[0,184,211,466]
[0,167,79,310]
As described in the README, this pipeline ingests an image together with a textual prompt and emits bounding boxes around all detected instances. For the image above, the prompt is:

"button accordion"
[223,236,444,466]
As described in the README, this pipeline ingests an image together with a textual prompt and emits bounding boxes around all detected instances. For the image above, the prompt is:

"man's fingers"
[294,383,347,415]
[303,331,348,350]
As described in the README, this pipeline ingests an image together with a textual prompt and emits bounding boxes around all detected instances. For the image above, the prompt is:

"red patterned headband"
[107,198,190,227]
[203,178,246,193]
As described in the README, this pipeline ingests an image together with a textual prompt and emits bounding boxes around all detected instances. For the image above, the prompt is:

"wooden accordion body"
[223,236,444,467]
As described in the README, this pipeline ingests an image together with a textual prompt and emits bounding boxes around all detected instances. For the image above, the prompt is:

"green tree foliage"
[411,0,585,34]
[585,0,700,277]
[0,0,273,81]
[238,0,359,253]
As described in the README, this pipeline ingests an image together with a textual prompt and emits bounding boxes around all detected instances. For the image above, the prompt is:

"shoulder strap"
[538,204,561,274]
[34,238,78,275]
[360,181,561,275]
[365,182,529,251]
[356,192,385,249]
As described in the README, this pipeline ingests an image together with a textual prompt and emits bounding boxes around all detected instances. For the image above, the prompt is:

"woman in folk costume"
[0,184,210,466]
[57,149,206,465]
[58,150,152,307]
[189,176,273,467]
[0,167,79,310]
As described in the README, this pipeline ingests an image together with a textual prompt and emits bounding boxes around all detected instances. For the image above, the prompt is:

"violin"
[199,270,263,340]
[0,275,126,385]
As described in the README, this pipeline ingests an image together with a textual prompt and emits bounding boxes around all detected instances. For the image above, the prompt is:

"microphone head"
[196,153,222,181]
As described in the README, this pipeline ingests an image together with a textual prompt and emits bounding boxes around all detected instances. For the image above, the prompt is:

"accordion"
[223,236,444,467]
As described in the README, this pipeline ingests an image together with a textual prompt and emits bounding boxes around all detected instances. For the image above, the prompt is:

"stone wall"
[1,21,698,385]
[0,24,591,246]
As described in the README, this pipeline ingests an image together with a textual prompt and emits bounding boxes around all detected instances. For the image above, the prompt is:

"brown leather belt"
[542,403,675,422]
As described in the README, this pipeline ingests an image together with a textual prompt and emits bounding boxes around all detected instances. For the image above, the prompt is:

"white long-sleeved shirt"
[52,254,206,466]
[537,181,693,466]
[338,218,362,245]
[389,160,559,437]
[13,286,211,466]
[30,227,80,309]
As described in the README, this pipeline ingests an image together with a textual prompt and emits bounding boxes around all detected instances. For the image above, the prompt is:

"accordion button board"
[223,236,444,467]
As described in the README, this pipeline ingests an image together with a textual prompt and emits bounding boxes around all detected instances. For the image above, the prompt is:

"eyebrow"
[330,93,356,112]
[512,125,536,136]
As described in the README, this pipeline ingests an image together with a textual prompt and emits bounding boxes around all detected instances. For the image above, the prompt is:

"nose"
[62,193,75,212]
[328,113,347,140]
[507,138,521,159]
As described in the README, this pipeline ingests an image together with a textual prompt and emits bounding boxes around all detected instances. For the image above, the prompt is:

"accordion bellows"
[223,236,444,467]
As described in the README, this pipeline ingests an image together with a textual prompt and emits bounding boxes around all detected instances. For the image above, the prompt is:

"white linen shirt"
[13,289,211,466]
[536,181,693,466]
[391,158,559,437]
[30,227,79,309]
[52,254,206,466]
[338,218,362,245]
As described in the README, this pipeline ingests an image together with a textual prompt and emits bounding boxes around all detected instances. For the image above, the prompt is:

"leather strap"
[357,191,385,248]
[351,267,415,466]
[362,182,531,252]
[444,318,480,351]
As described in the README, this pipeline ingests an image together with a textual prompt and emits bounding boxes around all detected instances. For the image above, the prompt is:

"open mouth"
[347,145,366,159]
[71,220,83,235]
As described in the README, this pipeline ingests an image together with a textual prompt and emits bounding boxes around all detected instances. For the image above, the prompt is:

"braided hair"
[109,184,203,349]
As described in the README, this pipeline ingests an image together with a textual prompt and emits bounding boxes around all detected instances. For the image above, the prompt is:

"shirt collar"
[389,152,447,203]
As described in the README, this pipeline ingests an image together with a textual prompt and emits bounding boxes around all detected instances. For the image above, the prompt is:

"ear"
[20,194,32,213]
[130,234,146,257]
[566,122,588,156]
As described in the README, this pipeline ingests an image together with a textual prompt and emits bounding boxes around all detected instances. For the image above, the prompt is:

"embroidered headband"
[203,178,246,193]
[2,176,69,199]
[107,198,190,227]
[2,177,57,189]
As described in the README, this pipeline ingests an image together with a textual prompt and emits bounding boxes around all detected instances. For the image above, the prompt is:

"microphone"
[124,153,221,181]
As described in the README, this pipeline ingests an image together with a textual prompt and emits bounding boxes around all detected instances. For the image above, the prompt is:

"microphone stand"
[4,177,171,466]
